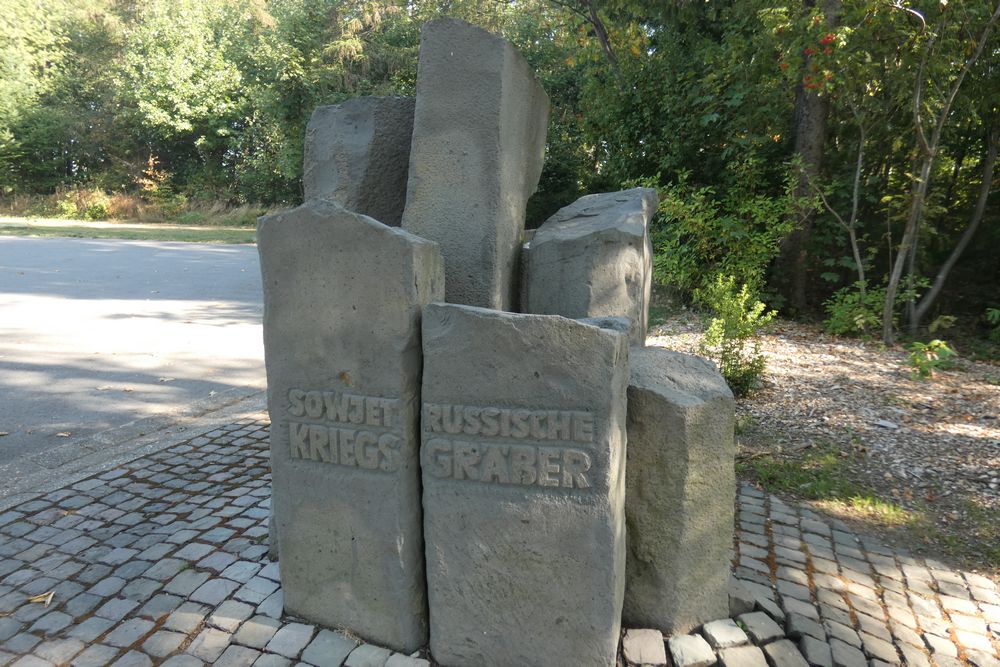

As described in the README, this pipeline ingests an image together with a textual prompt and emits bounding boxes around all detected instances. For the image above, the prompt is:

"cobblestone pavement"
[0,419,998,666]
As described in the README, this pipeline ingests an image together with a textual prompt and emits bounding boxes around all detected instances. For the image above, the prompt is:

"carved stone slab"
[624,346,736,634]
[401,18,548,310]
[257,199,443,651]
[420,304,628,667]
[303,97,415,226]
[522,187,658,345]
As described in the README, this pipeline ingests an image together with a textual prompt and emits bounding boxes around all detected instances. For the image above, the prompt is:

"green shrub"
[55,193,79,218]
[649,162,799,298]
[823,281,886,336]
[82,190,111,220]
[696,274,776,396]
[906,339,956,380]
[987,308,1000,343]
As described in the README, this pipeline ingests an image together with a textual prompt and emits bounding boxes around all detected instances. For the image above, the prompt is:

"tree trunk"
[912,122,998,327]
[882,2,1000,344]
[776,0,840,314]
[883,155,933,343]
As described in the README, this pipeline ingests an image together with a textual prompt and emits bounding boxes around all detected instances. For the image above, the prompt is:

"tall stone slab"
[624,346,736,634]
[401,19,548,310]
[420,304,629,667]
[522,187,658,346]
[303,97,415,226]
[257,199,443,652]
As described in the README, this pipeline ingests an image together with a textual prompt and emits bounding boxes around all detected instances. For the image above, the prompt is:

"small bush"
[823,280,886,336]
[987,308,1000,343]
[906,339,956,380]
[55,194,79,218]
[696,274,776,396]
[82,190,111,220]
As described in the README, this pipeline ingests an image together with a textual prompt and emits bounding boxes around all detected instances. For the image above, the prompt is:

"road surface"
[0,236,266,495]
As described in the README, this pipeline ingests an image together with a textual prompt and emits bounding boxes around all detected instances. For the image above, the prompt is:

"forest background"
[2,0,999,347]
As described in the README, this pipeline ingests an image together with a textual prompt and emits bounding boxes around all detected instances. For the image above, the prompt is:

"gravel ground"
[648,312,1000,581]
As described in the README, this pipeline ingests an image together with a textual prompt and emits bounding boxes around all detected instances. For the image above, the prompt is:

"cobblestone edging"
[0,420,998,666]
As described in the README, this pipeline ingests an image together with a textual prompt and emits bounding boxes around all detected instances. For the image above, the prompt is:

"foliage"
[987,308,1000,343]
[906,339,956,380]
[0,0,997,338]
[651,163,799,296]
[823,281,886,337]
[696,275,776,396]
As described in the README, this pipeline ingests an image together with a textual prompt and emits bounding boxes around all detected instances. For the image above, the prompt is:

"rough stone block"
[668,634,717,667]
[763,639,810,667]
[303,97,415,226]
[740,611,785,645]
[420,304,629,667]
[702,618,750,649]
[522,188,657,345]
[258,199,444,651]
[623,346,736,633]
[622,628,667,665]
[402,19,548,310]
[719,644,768,667]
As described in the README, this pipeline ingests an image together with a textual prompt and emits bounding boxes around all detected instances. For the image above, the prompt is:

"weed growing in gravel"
[906,339,956,379]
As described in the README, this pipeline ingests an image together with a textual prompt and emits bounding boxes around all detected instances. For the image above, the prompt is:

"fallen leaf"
[27,591,54,607]
[56,432,71,437]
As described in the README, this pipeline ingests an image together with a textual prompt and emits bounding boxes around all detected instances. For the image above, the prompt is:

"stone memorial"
[258,15,742,667]
[257,198,443,652]
[522,187,658,345]
[623,346,736,634]
[419,303,629,667]
[303,97,415,226]
[401,18,549,310]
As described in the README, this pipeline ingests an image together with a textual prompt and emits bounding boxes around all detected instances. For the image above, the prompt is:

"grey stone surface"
[764,639,810,667]
[401,18,548,310]
[668,634,717,667]
[234,615,281,649]
[258,199,443,652]
[622,628,666,665]
[301,628,359,666]
[420,304,629,667]
[522,188,657,345]
[345,644,393,667]
[739,611,785,644]
[623,346,735,633]
[718,644,768,667]
[303,97,415,226]
[264,623,313,659]
[798,635,833,667]
[730,578,757,617]
[384,655,430,667]
[702,618,750,649]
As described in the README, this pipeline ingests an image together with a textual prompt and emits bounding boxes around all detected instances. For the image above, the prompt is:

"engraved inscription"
[287,388,402,472]
[421,403,597,490]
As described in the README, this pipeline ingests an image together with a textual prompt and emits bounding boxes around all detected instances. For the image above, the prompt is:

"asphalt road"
[0,237,266,489]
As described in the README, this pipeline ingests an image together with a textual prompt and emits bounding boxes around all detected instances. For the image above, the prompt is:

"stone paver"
[0,422,997,667]
[622,628,667,664]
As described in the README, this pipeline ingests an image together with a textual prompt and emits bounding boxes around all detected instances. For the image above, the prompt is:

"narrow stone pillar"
[624,346,736,634]
[303,97,415,226]
[420,304,629,667]
[401,19,548,310]
[257,199,443,652]
[522,187,658,345]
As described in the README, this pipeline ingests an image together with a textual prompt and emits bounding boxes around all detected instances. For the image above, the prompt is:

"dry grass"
[0,188,267,227]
